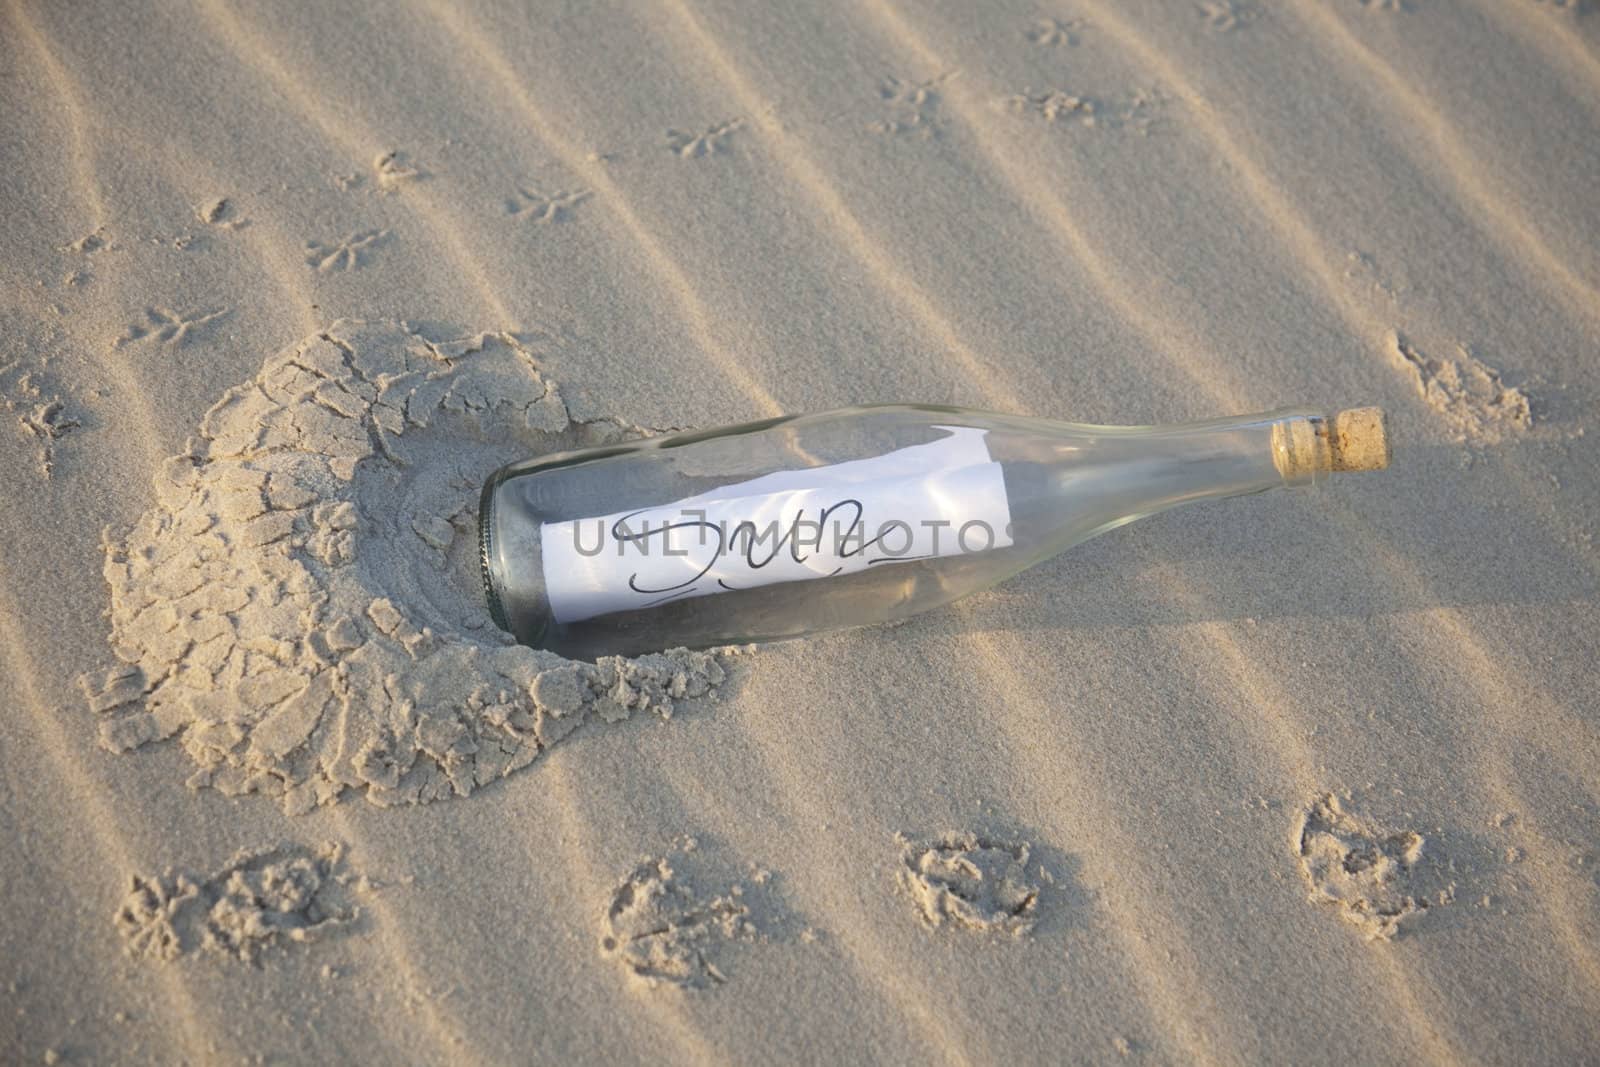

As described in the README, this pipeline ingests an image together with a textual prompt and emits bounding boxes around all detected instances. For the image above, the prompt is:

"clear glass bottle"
[479,405,1388,659]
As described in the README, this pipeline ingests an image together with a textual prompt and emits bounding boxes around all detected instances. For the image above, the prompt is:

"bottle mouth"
[1271,408,1389,484]
[477,476,511,633]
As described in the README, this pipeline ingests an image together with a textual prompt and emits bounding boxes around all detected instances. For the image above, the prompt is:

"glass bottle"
[479,405,1388,659]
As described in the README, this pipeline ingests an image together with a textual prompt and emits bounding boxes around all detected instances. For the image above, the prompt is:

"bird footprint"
[115,307,229,349]
[666,119,743,158]
[305,230,389,272]
[506,186,591,222]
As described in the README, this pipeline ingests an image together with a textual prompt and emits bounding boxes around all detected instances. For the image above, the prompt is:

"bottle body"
[479,405,1384,659]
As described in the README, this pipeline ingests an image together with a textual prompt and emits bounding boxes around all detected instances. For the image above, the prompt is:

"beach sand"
[4,0,1599,1062]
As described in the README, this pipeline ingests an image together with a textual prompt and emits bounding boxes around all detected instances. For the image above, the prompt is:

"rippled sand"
[3,1,1598,1062]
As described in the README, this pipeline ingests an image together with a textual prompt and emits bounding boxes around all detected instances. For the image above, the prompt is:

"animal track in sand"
[666,119,743,158]
[1024,16,1086,46]
[1002,88,1168,134]
[1,366,81,477]
[81,321,734,815]
[1294,793,1449,940]
[871,74,953,137]
[600,838,764,989]
[63,229,107,255]
[1343,249,1403,304]
[1389,331,1532,444]
[305,230,389,272]
[114,307,229,349]
[373,149,424,192]
[195,197,247,230]
[1359,0,1409,11]
[1005,89,1098,125]
[18,398,80,476]
[116,842,368,963]
[1197,0,1261,31]
[898,832,1043,935]
[506,184,591,223]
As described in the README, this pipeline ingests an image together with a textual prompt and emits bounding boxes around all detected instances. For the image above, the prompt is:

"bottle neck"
[1015,410,1387,547]
[1269,408,1391,486]
[1050,415,1289,516]
[1045,408,1386,494]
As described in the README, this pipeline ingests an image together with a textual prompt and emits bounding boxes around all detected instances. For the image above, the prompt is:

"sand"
[3,0,1599,1063]
[85,320,729,813]
[115,842,365,964]
[897,832,1045,934]
[599,836,765,991]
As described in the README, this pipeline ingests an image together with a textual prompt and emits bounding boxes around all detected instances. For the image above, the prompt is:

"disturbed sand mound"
[82,321,731,814]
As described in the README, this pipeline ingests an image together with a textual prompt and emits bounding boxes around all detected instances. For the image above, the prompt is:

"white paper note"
[540,426,1013,624]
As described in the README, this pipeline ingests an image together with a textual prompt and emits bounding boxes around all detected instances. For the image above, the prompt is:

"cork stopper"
[1272,408,1390,482]
[1326,407,1390,472]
